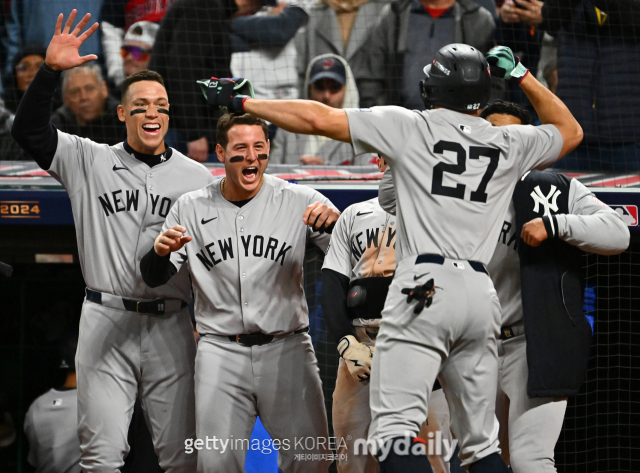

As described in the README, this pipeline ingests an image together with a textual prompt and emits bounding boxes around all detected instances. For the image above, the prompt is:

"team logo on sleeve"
[459,125,471,134]
[612,205,638,226]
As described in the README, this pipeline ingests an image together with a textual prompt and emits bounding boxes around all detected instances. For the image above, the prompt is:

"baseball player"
[322,156,458,473]
[379,99,630,472]
[140,113,340,473]
[12,11,214,472]
[24,334,81,473]
[200,42,583,472]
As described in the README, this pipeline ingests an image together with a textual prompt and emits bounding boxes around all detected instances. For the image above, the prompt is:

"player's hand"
[521,217,548,247]
[338,335,373,382]
[187,137,209,162]
[197,77,255,114]
[45,10,99,71]
[300,155,325,165]
[154,225,192,256]
[486,46,529,82]
[513,0,543,27]
[303,202,340,234]
[401,278,436,315]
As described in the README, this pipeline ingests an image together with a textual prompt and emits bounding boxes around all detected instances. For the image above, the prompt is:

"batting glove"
[197,77,255,114]
[337,335,373,382]
[486,46,529,82]
[401,278,436,315]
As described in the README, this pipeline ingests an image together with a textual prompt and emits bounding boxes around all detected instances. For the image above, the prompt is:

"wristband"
[541,214,558,238]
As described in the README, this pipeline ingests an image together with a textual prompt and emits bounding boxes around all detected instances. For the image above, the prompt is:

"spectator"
[270,54,374,165]
[0,46,46,160]
[51,65,124,145]
[2,45,46,113]
[231,0,309,100]
[494,0,544,120]
[5,0,102,78]
[101,0,174,87]
[295,0,388,107]
[121,21,159,79]
[148,0,237,162]
[361,0,498,108]
[538,0,640,171]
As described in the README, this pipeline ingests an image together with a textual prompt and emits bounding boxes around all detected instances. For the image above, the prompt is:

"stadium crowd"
[0,0,638,168]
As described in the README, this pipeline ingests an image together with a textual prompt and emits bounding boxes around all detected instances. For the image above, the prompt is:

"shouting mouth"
[242,166,258,182]
[142,123,161,136]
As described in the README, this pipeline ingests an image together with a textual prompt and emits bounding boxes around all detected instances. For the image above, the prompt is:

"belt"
[415,254,488,275]
[500,324,525,340]
[225,326,309,347]
[85,288,187,315]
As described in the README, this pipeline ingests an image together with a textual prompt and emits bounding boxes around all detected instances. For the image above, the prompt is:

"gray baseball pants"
[76,300,197,473]
[369,256,503,467]
[496,333,567,472]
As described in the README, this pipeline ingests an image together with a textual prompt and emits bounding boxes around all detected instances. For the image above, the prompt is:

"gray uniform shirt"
[322,197,396,282]
[164,175,333,335]
[379,171,630,326]
[347,107,563,264]
[24,389,80,473]
[49,131,214,299]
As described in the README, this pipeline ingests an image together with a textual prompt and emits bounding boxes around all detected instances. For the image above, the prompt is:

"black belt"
[228,326,309,347]
[86,288,187,315]
[500,325,524,340]
[415,254,488,275]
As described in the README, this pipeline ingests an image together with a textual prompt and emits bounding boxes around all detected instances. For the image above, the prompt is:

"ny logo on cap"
[530,185,561,216]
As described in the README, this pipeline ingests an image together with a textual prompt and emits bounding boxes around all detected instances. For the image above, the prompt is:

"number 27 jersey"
[346,107,564,265]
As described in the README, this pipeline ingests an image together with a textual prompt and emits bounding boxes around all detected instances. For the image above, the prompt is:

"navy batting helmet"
[420,44,492,112]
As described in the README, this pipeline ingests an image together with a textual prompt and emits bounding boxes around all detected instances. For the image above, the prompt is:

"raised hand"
[45,10,99,71]
[154,226,192,256]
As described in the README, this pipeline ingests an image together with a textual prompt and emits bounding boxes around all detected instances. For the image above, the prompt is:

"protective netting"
[0,0,638,170]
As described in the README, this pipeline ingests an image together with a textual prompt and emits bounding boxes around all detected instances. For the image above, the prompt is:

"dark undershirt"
[321,268,354,344]
[141,195,256,288]
[12,63,172,170]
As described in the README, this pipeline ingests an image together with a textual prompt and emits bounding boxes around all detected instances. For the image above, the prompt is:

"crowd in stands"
[0,0,637,170]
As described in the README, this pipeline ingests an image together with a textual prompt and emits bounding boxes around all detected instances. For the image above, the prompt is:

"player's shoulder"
[343,197,381,216]
[265,174,318,200]
[175,178,221,205]
[168,149,213,177]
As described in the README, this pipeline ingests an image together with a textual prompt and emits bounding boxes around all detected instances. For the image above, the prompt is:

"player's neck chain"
[220,176,264,202]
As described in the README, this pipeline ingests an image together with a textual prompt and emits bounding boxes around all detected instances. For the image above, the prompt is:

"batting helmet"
[420,44,492,112]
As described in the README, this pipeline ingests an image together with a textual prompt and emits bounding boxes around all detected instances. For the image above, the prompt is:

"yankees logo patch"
[530,185,561,216]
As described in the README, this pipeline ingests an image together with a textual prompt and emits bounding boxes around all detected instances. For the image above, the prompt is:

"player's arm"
[321,269,355,343]
[11,11,98,169]
[519,73,582,158]
[486,46,583,158]
[141,225,191,288]
[522,180,630,254]
[245,99,351,143]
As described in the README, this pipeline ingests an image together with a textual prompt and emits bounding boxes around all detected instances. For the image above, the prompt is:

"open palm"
[45,10,99,71]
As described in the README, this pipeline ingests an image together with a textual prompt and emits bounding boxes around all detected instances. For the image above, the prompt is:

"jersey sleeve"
[508,124,564,174]
[378,168,397,216]
[163,197,189,273]
[305,188,338,252]
[345,106,418,163]
[553,179,630,255]
[321,206,354,278]
[23,405,37,467]
[48,131,104,197]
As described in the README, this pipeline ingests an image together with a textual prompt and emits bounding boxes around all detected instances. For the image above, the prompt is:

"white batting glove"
[338,335,373,382]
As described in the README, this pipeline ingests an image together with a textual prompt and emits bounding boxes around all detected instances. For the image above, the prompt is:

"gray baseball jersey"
[346,107,563,264]
[322,197,396,282]
[164,174,333,335]
[49,130,214,299]
[488,178,629,327]
[24,388,80,473]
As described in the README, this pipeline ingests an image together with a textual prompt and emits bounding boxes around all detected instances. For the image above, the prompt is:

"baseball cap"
[309,57,346,86]
[124,21,159,48]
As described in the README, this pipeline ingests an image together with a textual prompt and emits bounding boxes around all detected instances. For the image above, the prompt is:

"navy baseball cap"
[309,57,346,86]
